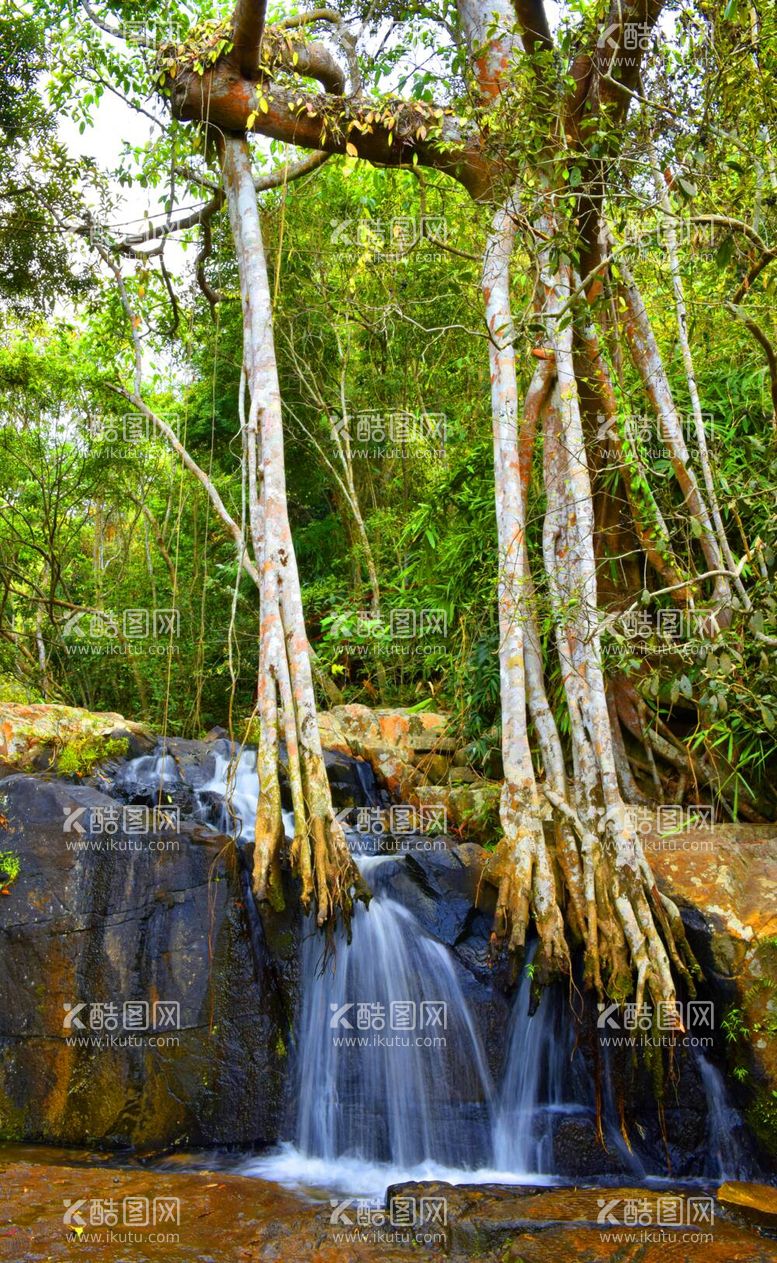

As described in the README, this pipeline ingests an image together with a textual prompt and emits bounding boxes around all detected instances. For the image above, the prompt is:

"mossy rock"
[57,734,129,777]
[0,702,153,774]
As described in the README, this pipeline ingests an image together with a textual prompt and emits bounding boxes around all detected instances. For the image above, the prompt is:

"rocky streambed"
[1,1148,776,1262]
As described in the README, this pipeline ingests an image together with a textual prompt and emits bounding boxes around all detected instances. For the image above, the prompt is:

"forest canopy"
[0,0,775,996]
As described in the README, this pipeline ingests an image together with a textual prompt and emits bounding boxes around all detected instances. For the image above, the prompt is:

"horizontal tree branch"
[254,149,330,190]
[171,69,496,198]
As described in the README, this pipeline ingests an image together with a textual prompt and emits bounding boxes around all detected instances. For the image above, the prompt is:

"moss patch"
[57,735,129,778]
[0,848,21,887]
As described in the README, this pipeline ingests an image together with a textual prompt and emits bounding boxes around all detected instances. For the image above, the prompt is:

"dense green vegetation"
[0,0,774,831]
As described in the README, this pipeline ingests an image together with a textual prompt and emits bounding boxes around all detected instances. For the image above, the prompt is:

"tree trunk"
[481,190,571,981]
[221,134,367,934]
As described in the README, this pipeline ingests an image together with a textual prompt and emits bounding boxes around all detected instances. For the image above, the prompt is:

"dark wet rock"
[376,843,503,991]
[0,772,294,1151]
[382,1180,776,1261]
[549,1113,629,1177]
[383,848,474,947]
[279,743,381,812]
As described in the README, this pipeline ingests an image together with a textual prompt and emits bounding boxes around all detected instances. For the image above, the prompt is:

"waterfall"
[697,1053,750,1180]
[113,745,755,1195]
[243,845,509,1195]
[289,853,495,1165]
[492,949,575,1173]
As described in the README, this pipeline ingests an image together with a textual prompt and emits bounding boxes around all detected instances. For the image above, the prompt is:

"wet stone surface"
[1,1155,776,1262]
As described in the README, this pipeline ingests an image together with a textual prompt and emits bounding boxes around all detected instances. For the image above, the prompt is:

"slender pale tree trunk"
[648,152,748,609]
[482,191,570,980]
[615,252,732,617]
[538,247,698,1006]
[221,135,367,932]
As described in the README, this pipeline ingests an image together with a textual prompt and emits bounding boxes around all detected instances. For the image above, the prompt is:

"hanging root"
[601,805,703,1016]
[253,750,369,940]
[305,804,371,941]
[281,737,370,943]
[487,780,571,986]
[485,778,703,1023]
[250,608,369,939]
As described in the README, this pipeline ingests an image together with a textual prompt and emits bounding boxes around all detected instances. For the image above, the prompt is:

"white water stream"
[127,747,750,1196]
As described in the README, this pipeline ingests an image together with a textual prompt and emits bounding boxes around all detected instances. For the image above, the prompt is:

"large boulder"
[317,704,453,797]
[0,702,154,776]
[646,823,777,1165]
[317,706,502,840]
[0,772,293,1151]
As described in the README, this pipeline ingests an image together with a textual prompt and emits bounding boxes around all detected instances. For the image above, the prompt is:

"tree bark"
[221,134,367,932]
[481,190,571,981]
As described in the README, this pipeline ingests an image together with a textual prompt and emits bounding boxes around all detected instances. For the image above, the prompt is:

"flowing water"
[197,747,295,841]
[121,746,751,1197]
[698,1053,750,1180]
[493,949,585,1174]
[261,850,501,1195]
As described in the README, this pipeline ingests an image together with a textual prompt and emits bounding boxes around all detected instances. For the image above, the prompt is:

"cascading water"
[115,744,754,1195]
[285,852,496,1176]
[197,747,294,841]
[697,1053,750,1180]
[492,948,580,1174]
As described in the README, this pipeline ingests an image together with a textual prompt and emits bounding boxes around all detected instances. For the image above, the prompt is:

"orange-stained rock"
[1,1158,776,1263]
[647,824,777,1161]
[317,706,501,840]
[0,702,154,773]
[717,1180,777,1226]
